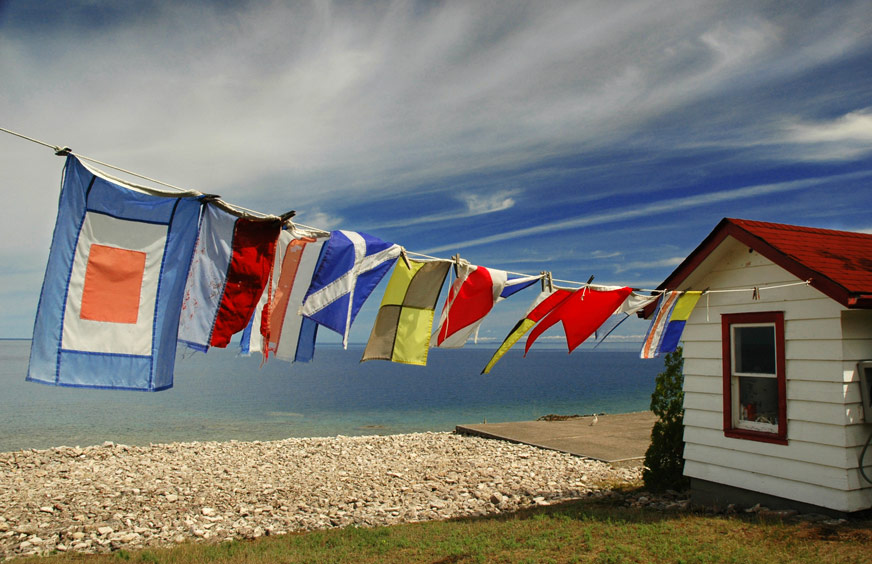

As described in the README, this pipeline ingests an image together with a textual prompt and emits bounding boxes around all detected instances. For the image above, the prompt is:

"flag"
[178,204,281,351]
[593,291,661,347]
[362,259,451,365]
[524,285,633,355]
[432,263,540,348]
[481,288,573,374]
[300,230,402,347]
[640,290,702,358]
[27,156,201,391]
[240,227,328,362]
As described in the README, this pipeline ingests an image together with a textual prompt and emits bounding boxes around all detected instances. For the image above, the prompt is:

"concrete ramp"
[455,411,656,463]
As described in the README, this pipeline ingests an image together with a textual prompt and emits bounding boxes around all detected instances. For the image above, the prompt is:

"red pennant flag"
[525,286,632,354]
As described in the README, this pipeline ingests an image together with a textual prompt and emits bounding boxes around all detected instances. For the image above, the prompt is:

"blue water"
[0,340,661,452]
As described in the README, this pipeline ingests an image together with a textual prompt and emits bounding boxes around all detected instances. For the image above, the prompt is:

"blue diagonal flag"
[300,230,401,347]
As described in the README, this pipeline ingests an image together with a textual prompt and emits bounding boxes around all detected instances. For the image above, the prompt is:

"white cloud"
[699,18,779,69]
[1,1,871,336]
[421,173,870,254]
[298,211,343,231]
[457,190,517,215]
[615,256,685,273]
[590,251,622,260]
[4,1,867,206]
[781,109,872,160]
[370,189,518,230]
[789,109,872,143]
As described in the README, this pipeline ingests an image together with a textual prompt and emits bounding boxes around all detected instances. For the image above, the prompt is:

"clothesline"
[0,125,816,299]
[1,125,607,288]
[703,280,811,294]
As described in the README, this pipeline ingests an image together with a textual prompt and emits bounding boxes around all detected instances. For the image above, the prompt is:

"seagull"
[590,414,598,426]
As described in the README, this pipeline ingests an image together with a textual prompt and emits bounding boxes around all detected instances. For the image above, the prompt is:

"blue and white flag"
[300,230,401,347]
[27,156,202,391]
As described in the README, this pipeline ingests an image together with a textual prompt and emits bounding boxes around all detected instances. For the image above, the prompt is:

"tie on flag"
[178,204,282,351]
[240,227,328,362]
[362,259,451,365]
[300,230,402,347]
[593,291,661,348]
[27,156,201,391]
[432,263,540,348]
[482,288,573,374]
[525,285,633,355]
[640,290,702,358]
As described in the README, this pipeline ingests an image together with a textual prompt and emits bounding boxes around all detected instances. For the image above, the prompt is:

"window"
[722,312,787,444]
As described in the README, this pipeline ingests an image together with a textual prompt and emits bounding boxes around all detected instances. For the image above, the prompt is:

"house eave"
[644,218,872,315]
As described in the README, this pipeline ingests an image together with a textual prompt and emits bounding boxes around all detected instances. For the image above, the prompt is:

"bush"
[643,347,689,492]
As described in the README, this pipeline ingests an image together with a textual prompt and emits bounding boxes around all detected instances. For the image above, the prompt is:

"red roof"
[656,218,872,309]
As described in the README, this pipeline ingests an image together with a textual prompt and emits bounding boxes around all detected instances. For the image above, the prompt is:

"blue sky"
[1,1,871,347]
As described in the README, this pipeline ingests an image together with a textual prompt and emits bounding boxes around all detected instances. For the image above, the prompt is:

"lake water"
[0,340,662,452]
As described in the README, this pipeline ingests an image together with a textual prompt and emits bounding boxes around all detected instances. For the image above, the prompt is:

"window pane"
[735,326,775,374]
[738,375,779,425]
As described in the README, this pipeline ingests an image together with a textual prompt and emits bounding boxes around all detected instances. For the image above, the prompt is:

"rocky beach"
[1,432,640,559]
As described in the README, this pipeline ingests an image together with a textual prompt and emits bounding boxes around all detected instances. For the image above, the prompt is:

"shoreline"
[0,409,656,455]
[1,431,641,559]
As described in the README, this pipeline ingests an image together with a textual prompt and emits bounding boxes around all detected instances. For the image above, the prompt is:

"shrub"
[642,347,689,492]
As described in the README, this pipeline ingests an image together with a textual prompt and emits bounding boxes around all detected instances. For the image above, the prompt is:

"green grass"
[8,494,871,564]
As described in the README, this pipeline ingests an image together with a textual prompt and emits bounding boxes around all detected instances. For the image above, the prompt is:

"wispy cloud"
[615,256,685,274]
[457,190,517,215]
[370,189,518,229]
[781,108,872,160]
[421,174,868,254]
[2,1,872,336]
[590,251,622,260]
[298,210,344,231]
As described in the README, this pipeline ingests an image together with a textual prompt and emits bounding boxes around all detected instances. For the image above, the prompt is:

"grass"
[7,491,871,564]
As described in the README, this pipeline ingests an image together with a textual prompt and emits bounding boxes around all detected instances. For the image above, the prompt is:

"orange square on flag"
[80,244,147,324]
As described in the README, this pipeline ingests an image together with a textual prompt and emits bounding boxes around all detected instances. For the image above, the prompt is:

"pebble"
[0,432,639,559]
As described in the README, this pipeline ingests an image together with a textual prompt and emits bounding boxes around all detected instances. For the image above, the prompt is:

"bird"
[590,414,598,426]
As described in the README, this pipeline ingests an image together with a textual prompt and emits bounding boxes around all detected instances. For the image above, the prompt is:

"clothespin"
[540,271,554,293]
[54,146,71,156]
[279,210,296,224]
[400,248,412,270]
[452,254,461,277]
[752,287,760,300]
[581,275,594,298]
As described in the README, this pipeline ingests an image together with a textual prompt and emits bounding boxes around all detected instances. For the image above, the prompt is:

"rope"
[703,280,811,294]
[0,126,825,297]
[0,127,67,153]
[75,153,198,195]
[0,126,274,219]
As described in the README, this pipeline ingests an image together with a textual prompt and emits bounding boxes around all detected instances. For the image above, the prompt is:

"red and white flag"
[178,204,281,351]
[431,262,538,348]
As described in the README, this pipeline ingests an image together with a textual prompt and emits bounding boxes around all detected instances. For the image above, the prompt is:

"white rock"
[0,432,640,559]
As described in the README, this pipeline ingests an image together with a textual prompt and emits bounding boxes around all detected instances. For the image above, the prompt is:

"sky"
[1,0,871,348]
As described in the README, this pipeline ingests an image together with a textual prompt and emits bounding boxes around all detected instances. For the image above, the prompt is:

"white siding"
[679,237,872,512]
[841,309,872,507]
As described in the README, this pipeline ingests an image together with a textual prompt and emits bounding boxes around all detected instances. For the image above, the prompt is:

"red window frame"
[722,311,787,445]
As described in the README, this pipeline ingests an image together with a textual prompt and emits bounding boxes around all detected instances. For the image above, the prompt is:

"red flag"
[524,286,632,354]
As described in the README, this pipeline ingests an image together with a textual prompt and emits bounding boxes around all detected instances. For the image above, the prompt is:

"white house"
[652,218,872,514]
